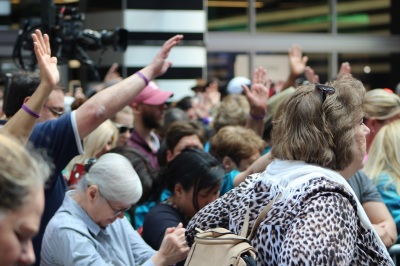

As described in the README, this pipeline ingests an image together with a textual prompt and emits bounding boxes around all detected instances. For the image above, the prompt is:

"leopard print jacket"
[186,175,394,265]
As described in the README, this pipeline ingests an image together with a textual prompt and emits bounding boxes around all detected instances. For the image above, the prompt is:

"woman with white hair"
[41,153,189,265]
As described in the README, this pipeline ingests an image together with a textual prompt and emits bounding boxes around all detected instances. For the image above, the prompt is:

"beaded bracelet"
[21,103,41,118]
[135,71,150,86]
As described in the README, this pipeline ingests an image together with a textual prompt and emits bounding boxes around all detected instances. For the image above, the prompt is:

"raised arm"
[1,30,59,144]
[75,35,183,139]
[243,66,270,137]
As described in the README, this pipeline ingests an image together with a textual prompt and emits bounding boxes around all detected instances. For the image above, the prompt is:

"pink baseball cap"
[131,81,173,105]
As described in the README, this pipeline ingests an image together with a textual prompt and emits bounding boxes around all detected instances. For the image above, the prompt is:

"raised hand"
[288,45,308,78]
[282,45,308,90]
[147,35,184,79]
[31,29,59,89]
[242,66,270,117]
[337,62,351,80]
[304,66,320,84]
[103,63,122,84]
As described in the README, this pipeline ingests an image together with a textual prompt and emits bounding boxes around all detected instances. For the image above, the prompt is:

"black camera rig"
[12,0,128,80]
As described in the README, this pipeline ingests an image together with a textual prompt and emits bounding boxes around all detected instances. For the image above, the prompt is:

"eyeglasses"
[104,198,131,216]
[114,123,134,134]
[44,105,64,117]
[315,84,335,102]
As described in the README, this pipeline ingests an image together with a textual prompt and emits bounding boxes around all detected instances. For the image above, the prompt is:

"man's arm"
[1,30,59,143]
[363,201,397,247]
[75,35,183,139]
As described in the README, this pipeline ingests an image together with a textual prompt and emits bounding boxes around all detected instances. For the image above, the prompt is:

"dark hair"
[161,108,190,138]
[165,121,205,152]
[3,71,40,118]
[175,96,193,111]
[162,148,224,211]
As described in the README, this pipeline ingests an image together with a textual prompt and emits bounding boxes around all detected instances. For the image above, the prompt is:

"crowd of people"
[1,28,400,266]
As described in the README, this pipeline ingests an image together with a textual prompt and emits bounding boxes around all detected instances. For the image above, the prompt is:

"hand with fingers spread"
[242,66,270,118]
[288,45,308,77]
[144,35,184,80]
[152,222,190,266]
[32,29,59,89]
[304,66,320,84]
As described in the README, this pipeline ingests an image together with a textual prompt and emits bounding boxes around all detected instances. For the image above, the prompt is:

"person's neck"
[134,120,152,140]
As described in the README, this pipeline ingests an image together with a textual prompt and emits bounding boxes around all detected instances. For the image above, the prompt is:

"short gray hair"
[77,153,142,205]
[0,134,50,219]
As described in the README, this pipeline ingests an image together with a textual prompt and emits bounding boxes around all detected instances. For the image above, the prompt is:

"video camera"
[12,1,128,80]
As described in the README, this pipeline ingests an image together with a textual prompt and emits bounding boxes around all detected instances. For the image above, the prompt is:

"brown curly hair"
[271,75,365,171]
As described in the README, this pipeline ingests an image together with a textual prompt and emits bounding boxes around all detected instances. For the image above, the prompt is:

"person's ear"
[166,149,174,162]
[87,185,100,202]
[222,156,237,172]
[23,96,31,104]
[365,118,377,134]
[174,183,184,198]
[131,103,140,115]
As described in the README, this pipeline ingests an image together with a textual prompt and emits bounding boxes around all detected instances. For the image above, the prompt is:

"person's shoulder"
[47,207,89,237]
[148,202,178,215]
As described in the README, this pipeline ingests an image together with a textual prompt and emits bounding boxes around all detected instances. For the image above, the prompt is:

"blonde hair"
[363,89,400,120]
[212,94,249,133]
[0,133,50,219]
[363,120,400,192]
[65,120,118,179]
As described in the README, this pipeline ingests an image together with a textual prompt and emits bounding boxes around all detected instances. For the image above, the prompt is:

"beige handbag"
[184,195,280,266]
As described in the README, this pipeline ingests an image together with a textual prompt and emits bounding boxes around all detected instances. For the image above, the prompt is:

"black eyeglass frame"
[104,197,132,216]
[315,84,335,102]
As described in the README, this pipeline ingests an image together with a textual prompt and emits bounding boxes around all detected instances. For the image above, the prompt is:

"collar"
[62,190,104,237]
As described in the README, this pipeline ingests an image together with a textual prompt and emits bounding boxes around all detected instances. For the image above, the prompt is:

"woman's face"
[0,188,44,266]
[177,184,221,218]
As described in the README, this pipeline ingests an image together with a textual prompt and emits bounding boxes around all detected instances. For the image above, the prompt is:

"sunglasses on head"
[315,84,335,102]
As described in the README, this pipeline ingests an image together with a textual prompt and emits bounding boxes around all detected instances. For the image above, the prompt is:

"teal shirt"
[220,170,240,196]
[134,190,172,229]
[375,172,400,242]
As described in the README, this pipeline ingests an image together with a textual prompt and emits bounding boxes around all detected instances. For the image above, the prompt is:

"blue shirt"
[41,191,156,266]
[375,172,400,242]
[220,170,239,196]
[30,112,84,265]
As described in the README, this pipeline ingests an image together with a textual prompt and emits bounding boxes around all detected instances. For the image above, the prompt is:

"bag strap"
[241,193,282,241]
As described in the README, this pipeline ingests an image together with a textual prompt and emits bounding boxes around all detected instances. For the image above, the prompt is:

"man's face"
[39,90,65,122]
[0,188,44,266]
[140,103,166,130]
[167,134,204,162]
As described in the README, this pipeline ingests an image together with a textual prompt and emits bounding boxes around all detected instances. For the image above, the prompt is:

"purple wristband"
[135,71,150,86]
[249,112,265,121]
[22,103,41,118]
